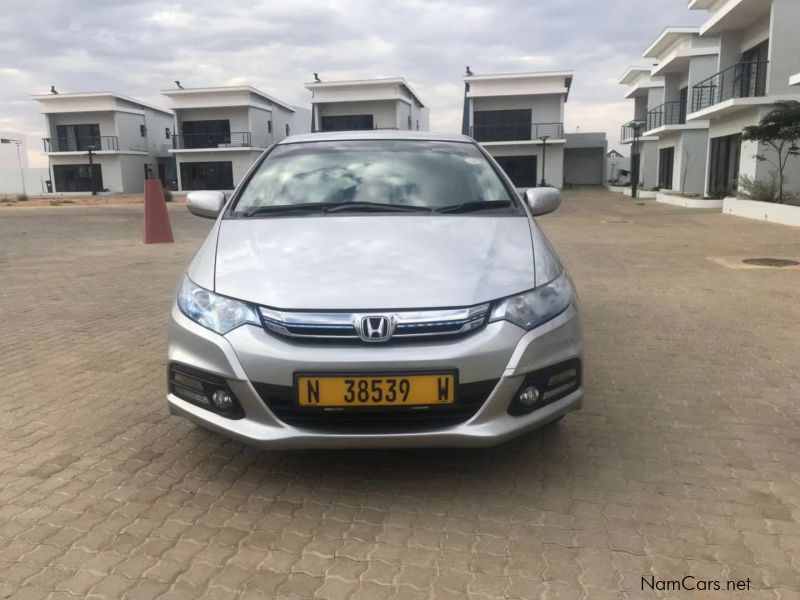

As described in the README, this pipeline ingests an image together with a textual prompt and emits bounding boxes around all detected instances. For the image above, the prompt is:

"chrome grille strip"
[259,304,491,340]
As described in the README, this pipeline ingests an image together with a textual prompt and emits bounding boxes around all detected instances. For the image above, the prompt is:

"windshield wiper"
[434,200,513,214]
[323,202,432,214]
[242,201,432,217]
[242,203,334,217]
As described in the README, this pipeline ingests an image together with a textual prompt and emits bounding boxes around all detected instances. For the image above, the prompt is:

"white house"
[306,77,428,132]
[641,27,720,194]
[463,70,607,189]
[162,85,307,191]
[618,66,665,191]
[606,149,630,185]
[32,92,173,194]
[687,0,800,196]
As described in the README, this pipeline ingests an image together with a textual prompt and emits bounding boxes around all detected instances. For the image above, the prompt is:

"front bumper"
[166,303,583,449]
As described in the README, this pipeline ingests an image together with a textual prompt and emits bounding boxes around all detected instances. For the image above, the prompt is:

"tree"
[742,100,800,204]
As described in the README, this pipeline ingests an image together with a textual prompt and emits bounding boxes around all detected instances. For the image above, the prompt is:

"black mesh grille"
[252,379,499,433]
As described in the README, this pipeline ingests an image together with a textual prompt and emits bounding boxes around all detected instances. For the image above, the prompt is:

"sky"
[0,0,707,168]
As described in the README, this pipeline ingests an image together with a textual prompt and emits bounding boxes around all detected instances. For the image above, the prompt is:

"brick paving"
[1,190,799,599]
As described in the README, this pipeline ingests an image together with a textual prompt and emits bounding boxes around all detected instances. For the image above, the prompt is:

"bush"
[163,187,173,202]
[16,193,29,201]
[738,174,780,203]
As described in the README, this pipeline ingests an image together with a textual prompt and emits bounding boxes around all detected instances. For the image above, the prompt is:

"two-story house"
[687,0,800,196]
[462,71,576,189]
[641,27,720,194]
[162,85,307,192]
[618,67,665,191]
[305,77,428,132]
[32,92,173,194]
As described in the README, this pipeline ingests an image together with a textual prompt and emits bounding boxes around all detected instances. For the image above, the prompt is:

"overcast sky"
[1,0,707,167]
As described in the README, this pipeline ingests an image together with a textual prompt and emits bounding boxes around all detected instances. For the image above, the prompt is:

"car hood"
[212,216,536,310]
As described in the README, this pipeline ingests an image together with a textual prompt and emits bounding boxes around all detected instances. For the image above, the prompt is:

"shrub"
[738,174,780,203]
[16,193,29,201]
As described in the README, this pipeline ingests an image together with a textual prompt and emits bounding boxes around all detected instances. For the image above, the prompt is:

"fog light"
[518,386,541,407]
[211,390,234,411]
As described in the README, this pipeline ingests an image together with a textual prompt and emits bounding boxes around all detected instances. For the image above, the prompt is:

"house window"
[52,164,103,192]
[286,124,290,136]
[473,110,532,142]
[55,124,100,151]
[165,128,171,139]
[180,161,234,191]
[268,120,272,134]
[320,114,374,131]
[140,124,147,137]
[181,120,231,148]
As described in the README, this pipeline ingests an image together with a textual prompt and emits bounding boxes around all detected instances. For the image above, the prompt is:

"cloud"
[1,0,706,167]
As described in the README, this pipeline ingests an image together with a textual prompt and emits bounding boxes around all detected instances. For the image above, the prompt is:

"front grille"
[252,379,499,433]
[259,304,490,343]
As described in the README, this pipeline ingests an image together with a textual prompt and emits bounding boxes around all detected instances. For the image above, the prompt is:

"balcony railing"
[43,136,119,152]
[646,101,687,130]
[172,131,252,149]
[470,122,564,143]
[691,61,768,113]
[620,124,637,142]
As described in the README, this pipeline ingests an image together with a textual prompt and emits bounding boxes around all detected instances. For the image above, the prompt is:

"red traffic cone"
[143,177,174,244]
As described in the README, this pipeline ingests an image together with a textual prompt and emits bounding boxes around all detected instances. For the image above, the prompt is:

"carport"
[564,132,607,186]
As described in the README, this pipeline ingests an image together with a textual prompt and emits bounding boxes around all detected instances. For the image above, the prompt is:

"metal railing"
[620,124,637,142]
[172,131,252,149]
[43,135,119,152]
[646,101,687,130]
[691,61,768,113]
[470,122,564,143]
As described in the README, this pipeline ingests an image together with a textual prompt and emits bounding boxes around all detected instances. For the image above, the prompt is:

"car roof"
[277,130,474,145]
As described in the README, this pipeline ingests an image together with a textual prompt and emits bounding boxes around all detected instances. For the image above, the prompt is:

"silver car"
[167,131,582,448]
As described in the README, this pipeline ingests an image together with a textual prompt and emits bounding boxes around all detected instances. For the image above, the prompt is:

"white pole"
[15,142,26,195]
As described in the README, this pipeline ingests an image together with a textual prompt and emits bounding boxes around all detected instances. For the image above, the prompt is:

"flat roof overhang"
[699,0,771,36]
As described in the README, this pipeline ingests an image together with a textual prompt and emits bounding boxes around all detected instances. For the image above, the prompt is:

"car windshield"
[231,139,518,216]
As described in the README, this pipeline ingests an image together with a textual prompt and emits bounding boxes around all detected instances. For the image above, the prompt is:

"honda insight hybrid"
[167,131,583,448]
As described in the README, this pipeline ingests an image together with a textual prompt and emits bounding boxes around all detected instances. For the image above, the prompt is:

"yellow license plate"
[296,373,457,408]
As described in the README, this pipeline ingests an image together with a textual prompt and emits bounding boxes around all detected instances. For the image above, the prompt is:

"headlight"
[177,275,260,334]
[490,271,573,330]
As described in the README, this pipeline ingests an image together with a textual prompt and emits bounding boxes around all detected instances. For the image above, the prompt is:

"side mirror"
[524,187,561,216]
[186,191,226,219]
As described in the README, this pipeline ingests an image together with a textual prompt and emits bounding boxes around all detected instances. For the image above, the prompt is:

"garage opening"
[564,148,604,186]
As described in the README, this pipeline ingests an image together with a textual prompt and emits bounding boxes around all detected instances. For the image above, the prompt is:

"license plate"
[296,373,457,408]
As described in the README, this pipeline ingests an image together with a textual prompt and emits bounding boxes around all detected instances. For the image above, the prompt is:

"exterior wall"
[269,106,296,142]
[637,140,660,190]
[142,108,173,157]
[633,97,648,122]
[646,88,665,113]
[115,112,148,152]
[767,0,800,96]
[290,106,312,135]
[658,129,709,194]
[248,107,272,148]
[0,168,49,194]
[175,150,262,191]
[315,100,400,130]
[484,144,565,189]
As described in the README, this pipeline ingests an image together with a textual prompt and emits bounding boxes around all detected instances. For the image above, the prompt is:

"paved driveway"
[1,190,799,599]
